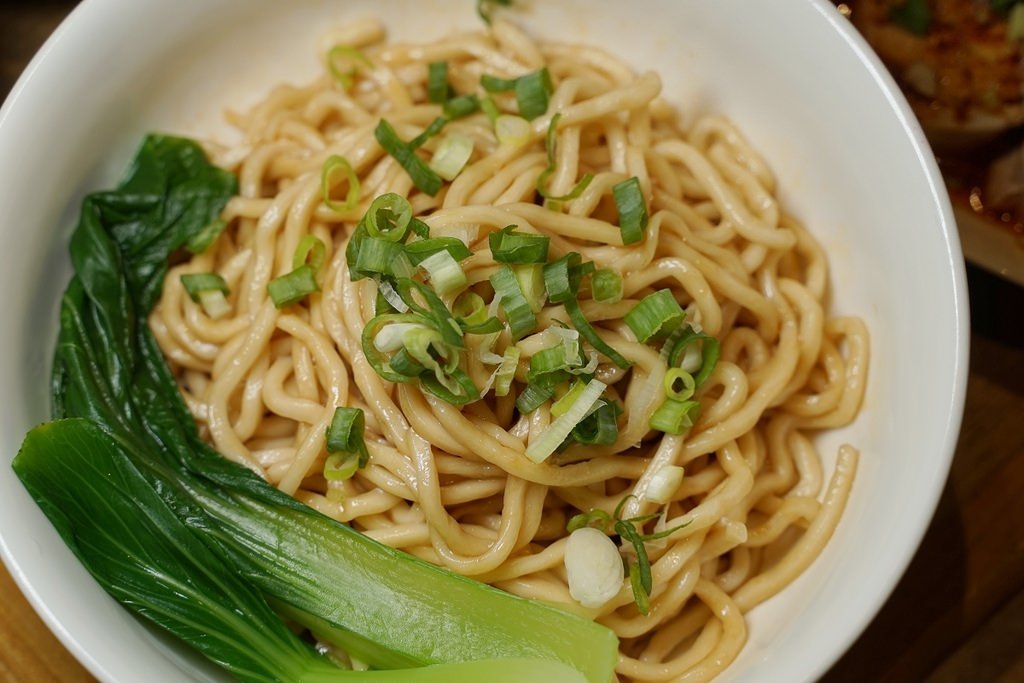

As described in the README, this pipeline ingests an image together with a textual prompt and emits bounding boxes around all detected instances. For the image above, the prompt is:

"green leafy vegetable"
[17,134,618,683]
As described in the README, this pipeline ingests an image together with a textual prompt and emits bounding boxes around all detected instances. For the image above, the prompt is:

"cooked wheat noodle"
[151,18,868,682]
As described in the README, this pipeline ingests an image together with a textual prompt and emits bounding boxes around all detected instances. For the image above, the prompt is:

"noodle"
[151,18,868,682]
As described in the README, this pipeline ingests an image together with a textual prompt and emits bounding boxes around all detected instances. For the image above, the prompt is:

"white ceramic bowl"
[0,1,968,681]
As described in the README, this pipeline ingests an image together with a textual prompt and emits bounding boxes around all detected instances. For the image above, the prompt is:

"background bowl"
[0,1,968,681]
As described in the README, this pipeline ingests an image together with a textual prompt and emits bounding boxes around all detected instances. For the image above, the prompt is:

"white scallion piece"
[429,132,474,181]
[524,379,605,463]
[198,290,231,320]
[564,527,624,609]
[495,114,531,147]
[373,323,424,353]
[645,465,684,504]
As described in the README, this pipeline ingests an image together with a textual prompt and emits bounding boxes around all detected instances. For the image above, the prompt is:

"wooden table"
[2,3,1022,682]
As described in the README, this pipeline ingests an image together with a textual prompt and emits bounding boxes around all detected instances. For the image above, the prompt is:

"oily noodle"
[151,18,868,683]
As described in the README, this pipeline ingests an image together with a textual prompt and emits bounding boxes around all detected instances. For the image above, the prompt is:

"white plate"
[0,1,968,682]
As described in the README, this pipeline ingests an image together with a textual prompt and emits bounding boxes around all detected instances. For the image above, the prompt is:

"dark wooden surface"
[1,3,1022,682]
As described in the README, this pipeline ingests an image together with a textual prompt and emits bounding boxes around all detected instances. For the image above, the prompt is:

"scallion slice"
[550,380,587,418]
[427,61,452,104]
[404,237,472,266]
[514,68,554,120]
[429,132,474,181]
[515,382,554,414]
[363,193,413,242]
[354,236,414,280]
[321,155,360,212]
[494,346,521,397]
[394,278,465,348]
[480,96,502,124]
[181,273,229,302]
[489,225,550,264]
[649,398,701,435]
[419,250,467,296]
[613,177,648,245]
[665,325,721,387]
[663,368,696,401]
[572,401,620,446]
[181,273,232,320]
[292,235,327,272]
[494,114,532,147]
[374,119,443,196]
[268,264,320,308]
[408,116,450,151]
[543,252,593,304]
[325,406,369,477]
[327,45,371,89]
[444,94,481,120]
[592,268,623,304]
[525,379,606,463]
[514,264,547,314]
[564,298,631,370]
[489,266,537,339]
[625,289,685,343]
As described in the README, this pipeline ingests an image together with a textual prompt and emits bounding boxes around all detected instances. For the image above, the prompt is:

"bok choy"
[13,134,618,683]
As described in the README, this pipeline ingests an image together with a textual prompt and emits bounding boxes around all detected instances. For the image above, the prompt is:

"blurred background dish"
[839,0,1024,284]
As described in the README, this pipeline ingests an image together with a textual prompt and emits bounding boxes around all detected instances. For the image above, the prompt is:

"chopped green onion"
[480,96,502,124]
[665,325,721,387]
[429,132,474,181]
[489,225,550,264]
[613,177,648,245]
[537,114,594,201]
[321,155,360,212]
[625,289,685,343]
[591,268,623,304]
[645,465,684,505]
[889,0,931,36]
[361,313,433,383]
[394,279,465,348]
[268,264,320,308]
[374,119,444,196]
[512,264,545,314]
[514,68,554,120]
[420,365,481,405]
[404,237,473,265]
[444,94,481,120]
[495,114,532,147]
[180,272,229,302]
[185,219,226,254]
[376,278,409,314]
[494,346,521,397]
[563,298,631,370]
[292,235,326,272]
[181,273,232,320]
[327,45,371,89]
[663,368,696,401]
[649,398,701,435]
[481,74,519,93]
[373,321,426,353]
[419,250,467,296]
[525,379,606,463]
[363,193,413,242]
[489,266,537,339]
[427,61,452,104]
[515,382,554,414]
[481,68,553,121]
[408,116,450,151]
[566,509,612,534]
[354,236,414,280]
[572,401,620,446]
[325,407,369,480]
[551,380,587,418]
[543,252,593,304]
[627,562,651,616]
